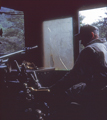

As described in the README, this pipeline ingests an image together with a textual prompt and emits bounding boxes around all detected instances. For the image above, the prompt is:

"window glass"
[79,7,107,52]
[0,7,25,56]
[43,17,74,70]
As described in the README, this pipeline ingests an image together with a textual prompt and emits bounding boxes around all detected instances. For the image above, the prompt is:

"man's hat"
[75,25,99,40]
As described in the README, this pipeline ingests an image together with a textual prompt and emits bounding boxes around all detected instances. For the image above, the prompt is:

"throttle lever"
[28,87,50,92]
[14,60,21,72]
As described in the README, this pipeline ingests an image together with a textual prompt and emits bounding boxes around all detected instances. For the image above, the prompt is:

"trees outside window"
[79,7,107,51]
[0,7,25,55]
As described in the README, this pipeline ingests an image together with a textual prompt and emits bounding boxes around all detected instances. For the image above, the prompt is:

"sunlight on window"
[79,6,107,51]
[43,17,74,70]
[79,7,107,25]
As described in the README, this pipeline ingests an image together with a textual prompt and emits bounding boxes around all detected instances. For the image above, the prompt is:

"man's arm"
[50,47,98,94]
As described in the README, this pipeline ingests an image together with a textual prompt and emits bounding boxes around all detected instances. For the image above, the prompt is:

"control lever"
[23,83,50,92]
[14,60,21,72]
[0,59,9,69]
[30,71,42,88]
[0,59,8,63]
[28,87,50,92]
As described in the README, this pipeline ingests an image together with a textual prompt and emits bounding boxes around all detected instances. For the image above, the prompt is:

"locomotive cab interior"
[0,0,107,120]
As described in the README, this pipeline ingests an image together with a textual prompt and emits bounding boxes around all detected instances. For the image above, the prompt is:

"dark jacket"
[50,39,107,94]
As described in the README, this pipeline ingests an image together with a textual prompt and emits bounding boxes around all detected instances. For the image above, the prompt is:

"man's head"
[76,25,99,46]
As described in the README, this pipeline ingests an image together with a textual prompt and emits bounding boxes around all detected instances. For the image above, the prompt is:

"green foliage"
[79,14,85,27]
[79,12,107,52]
[92,18,107,40]
[79,14,85,51]
[0,9,25,55]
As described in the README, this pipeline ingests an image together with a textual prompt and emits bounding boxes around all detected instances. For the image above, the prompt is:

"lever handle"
[28,87,50,92]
